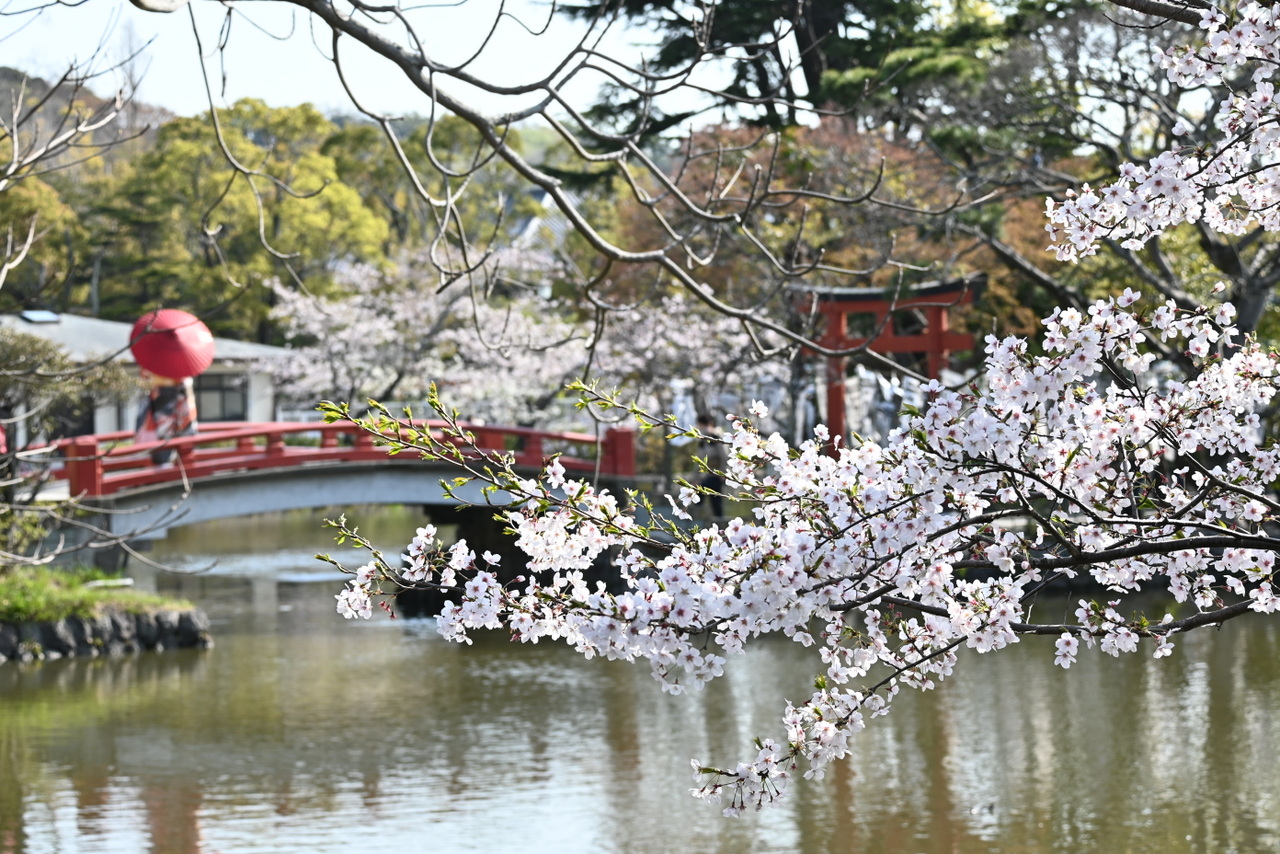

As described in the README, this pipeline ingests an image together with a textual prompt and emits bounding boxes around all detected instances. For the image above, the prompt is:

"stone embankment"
[0,608,212,663]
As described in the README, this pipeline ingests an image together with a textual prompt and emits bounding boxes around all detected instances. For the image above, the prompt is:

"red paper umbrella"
[130,309,216,380]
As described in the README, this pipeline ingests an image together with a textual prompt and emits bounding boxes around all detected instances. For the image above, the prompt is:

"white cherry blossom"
[326,287,1280,813]
[313,6,1280,811]
[1049,3,1280,262]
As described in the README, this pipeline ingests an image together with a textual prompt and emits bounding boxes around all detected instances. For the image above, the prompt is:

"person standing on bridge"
[136,372,198,465]
[129,309,213,466]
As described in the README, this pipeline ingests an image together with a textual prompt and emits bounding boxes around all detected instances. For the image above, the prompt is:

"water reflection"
[4,508,1280,852]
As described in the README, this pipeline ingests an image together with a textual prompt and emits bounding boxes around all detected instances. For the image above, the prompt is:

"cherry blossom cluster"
[327,287,1280,815]
[335,560,377,619]
[588,292,792,424]
[1046,2,1280,260]
[266,256,583,425]
[269,262,792,432]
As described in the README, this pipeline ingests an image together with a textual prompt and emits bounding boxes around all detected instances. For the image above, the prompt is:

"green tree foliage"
[322,122,423,250]
[0,65,135,315]
[0,73,573,344]
[0,327,132,567]
[0,177,81,306]
[563,0,1053,131]
[84,100,388,340]
[326,115,543,266]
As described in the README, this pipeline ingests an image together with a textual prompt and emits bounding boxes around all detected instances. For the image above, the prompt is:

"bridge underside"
[88,461,545,540]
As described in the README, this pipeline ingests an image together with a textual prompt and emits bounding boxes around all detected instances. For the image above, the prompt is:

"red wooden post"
[472,427,505,452]
[522,435,544,466]
[66,437,104,496]
[266,431,287,457]
[927,305,947,380]
[353,429,376,453]
[603,428,635,478]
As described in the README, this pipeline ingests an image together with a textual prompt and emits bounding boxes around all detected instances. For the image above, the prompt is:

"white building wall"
[246,371,275,422]
[93,394,145,435]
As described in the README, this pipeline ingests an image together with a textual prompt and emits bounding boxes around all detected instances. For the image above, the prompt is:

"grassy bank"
[0,567,193,624]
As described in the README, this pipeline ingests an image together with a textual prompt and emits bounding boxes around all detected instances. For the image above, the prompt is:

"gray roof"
[0,312,285,366]
[789,271,988,300]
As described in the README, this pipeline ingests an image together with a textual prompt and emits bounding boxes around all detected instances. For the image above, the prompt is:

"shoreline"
[0,607,213,663]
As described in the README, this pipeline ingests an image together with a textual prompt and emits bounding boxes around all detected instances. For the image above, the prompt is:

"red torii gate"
[798,273,985,444]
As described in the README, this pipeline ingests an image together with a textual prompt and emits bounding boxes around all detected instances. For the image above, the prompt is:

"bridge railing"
[50,420,635,498]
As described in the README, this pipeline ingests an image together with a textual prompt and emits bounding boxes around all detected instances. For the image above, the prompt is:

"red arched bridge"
[50,420,635,540]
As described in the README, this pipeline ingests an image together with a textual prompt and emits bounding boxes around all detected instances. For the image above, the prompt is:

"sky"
[7,0,650,120]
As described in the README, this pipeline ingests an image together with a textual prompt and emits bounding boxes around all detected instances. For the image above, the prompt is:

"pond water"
[3,507,1280,853]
